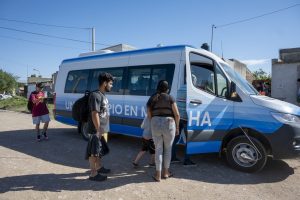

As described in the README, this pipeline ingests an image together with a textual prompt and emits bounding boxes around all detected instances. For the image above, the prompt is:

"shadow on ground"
[0,128,296,193]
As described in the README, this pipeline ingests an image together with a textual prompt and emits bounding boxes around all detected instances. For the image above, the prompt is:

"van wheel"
[80,122,93,141]
[226,136,267,173]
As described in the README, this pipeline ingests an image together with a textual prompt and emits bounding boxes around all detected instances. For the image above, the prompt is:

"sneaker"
[171,158,181,164]
[97,167,111,174]
[43,132,48,140]
[183,159,196,166]
[36,135,41,142]
[89,174,107,181]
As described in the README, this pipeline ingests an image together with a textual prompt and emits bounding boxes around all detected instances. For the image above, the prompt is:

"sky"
[0,0,299,82]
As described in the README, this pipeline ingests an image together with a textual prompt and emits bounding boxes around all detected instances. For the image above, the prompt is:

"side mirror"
[228,82,242,102]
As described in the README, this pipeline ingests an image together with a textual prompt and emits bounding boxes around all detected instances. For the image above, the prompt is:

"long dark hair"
[149,80,169,109]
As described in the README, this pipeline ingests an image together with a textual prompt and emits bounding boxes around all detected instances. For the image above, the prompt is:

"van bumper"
[267,123,300,159]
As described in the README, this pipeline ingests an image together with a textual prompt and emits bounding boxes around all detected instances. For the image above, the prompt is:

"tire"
[226,136,267,173]
[80,122,94,141]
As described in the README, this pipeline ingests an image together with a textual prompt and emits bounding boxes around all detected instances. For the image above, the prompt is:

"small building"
[226,59,254,83]
[27,75,53,99]
[271,47,300,105]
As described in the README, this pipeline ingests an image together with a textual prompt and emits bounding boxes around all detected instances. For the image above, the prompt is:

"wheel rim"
[232,143,258,167]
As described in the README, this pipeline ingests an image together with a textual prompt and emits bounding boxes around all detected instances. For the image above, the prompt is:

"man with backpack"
[29,82,50,142]
[85,72,114,181]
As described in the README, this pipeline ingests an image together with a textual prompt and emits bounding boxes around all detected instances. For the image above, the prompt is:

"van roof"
[61,45,195,64]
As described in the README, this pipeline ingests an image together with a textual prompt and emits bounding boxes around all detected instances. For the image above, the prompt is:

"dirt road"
[0,110,300,200]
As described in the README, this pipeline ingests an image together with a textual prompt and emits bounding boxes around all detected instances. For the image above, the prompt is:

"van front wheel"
[80,122,93,141]
[226,136,267,173]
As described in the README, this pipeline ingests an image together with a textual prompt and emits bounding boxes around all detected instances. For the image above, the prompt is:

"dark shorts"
[85,135,101,159]
[141,138,155,154]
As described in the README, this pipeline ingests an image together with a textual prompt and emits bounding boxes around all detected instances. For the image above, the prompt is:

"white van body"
[55,45,300,172]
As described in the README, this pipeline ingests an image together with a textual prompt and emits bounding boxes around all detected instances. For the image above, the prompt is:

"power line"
[0,35,90,50]
[0,17,90,30]
[0,26,112,46]
[211,3,300,52]
[215,3,300,28]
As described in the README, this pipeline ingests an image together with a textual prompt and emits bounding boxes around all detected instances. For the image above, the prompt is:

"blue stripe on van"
[187,141,221,154]
[110,124,143,137]
[56,115,78,126]
[55,115,143,137]
[62,45,193,64]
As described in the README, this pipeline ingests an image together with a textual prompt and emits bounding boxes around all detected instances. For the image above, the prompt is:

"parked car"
[0,94,12,100]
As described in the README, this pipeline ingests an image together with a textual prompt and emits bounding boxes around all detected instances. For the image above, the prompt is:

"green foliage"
[0,96,27,110]
[0,69,17,93]
[253,68,271,81]
[0,96,54,117]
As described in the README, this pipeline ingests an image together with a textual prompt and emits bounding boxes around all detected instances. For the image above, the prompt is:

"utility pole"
[26,65,28,85]
[210,24,215,52]
[92,27,95,51]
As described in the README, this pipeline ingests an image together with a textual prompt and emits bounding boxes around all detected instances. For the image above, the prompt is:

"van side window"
[215,65,228,97]
[90,68,124,95]
[64,70,89,93]
[127,67,151,96]
[126,64,175,96]
[150,65,174,93]
[189,53,215,95]
[189,53,228,98]
[190,63,216,95]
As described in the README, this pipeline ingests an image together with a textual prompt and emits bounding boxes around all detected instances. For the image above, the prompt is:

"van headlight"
[271,112,300,124]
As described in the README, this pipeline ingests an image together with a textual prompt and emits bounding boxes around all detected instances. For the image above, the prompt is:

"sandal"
[132,162,138,167]
[162,172,174,179]
[152,175,161,182]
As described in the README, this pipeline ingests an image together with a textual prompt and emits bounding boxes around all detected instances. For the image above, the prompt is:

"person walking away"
[30,83,50,141]
[132,115,155,167]
[85,72,113,181]
[147,80,180,182]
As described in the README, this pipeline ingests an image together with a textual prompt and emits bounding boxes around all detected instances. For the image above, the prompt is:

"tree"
[253,68,271,81]
[0,69,17,94]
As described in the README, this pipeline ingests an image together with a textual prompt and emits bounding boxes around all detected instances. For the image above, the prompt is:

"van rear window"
[64,70,90,93]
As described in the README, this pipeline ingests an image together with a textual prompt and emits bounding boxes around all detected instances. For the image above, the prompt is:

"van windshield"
[220,63,257,95]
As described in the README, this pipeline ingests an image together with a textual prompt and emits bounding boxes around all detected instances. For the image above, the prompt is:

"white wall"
[271,63,300,105]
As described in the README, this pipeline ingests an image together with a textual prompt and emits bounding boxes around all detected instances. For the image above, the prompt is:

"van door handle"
[190,99,202,105]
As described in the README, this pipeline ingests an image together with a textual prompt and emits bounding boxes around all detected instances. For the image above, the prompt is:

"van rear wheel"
[80,122,93,141]
[226,136,267,173]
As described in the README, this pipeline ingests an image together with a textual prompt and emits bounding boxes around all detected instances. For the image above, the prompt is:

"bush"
[0,96,27,110]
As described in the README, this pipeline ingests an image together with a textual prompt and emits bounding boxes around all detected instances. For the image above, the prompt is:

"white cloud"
[241,59,270,66]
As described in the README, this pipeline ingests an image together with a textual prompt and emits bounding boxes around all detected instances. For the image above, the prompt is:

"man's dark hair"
[98,72,114,86]
[36,82,44,88]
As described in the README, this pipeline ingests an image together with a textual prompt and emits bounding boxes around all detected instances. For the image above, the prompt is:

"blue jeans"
[151,116,176,171]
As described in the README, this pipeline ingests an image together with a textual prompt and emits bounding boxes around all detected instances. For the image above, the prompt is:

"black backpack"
[72,90,91,122]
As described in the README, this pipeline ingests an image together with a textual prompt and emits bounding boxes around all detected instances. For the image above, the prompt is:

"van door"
[123,64,175,137]
[185,51,233,154]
